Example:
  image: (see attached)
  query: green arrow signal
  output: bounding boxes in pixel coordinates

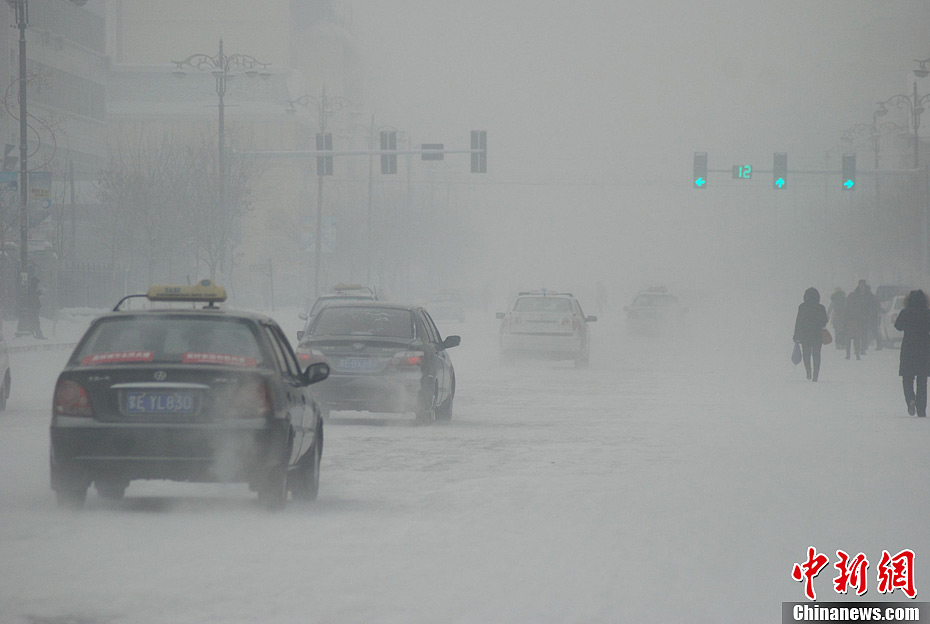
[775,178,785,188]
[695,177,706,187]
[843,179,855,189]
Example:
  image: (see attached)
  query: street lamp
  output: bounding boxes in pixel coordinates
[879,80,930,168]
[6,0,87,336]
[287,87,352,299]
[171,40,270,275]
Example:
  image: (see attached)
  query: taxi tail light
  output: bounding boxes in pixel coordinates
[54,380,93,417]
[237,381,273,419]
[390,351,424,367]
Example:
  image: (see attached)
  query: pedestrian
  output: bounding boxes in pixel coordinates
[845,279,872,360]
[827,287,847,350]
[27,275,45,340]
[793,286,829,382]
[894,289,930,417]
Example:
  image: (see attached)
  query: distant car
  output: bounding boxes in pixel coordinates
[423,290,466,322]
[624,287,687,336]
[496,290,596,367]
[0,327,9,411]
[49,280,330,510]
[296,302,460,424]
[879,294,906,348]
[298,284,379,338]
[876,284,910,309]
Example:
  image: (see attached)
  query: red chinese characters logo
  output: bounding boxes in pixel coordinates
[834,550,869,596]
[792,547,917,600]
[877,549,916,598]
[792,546,829,600]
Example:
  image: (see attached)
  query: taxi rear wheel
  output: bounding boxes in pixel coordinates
[258,465,287,510]
[52,468,90,509]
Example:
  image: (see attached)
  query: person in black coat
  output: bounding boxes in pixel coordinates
[894,289,930,417]
[793,287,829,381]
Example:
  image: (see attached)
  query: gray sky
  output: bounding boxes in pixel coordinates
[352,1,929,182]
[348,1,930,301]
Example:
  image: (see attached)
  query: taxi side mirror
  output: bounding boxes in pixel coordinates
[495,312,505,319]
[298,312,308,320]
[303,361,330,385]
[297,330,304,341]
[586,315,597,322]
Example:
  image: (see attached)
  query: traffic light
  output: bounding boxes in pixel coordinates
[380,130,397,174]
[316,132,333,176]
[842,154,856,190]
[773,152,787,189]
[471,130,487,173]
[693,152,707,188]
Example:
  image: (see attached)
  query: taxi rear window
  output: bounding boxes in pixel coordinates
[513,297,572,313]
[74,317,265,367]
[311,307,414,338]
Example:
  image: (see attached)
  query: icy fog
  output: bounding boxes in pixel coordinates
[1,0,930,622]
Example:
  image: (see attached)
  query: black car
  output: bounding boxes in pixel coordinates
[49,281,330,509]
[295,302,459,424]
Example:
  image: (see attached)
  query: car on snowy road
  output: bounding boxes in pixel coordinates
[879,294,906,348]
[297,284,380,340]
[295,301,459,424]
[623,287,688,336]
[49,281,330,509]
[496,290,596,367]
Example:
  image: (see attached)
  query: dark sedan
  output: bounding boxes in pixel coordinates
[50,282,330,509]
[296,302,460,424]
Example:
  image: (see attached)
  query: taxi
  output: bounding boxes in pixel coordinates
[49,280,330,509]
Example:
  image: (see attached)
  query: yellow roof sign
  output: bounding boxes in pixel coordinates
[146,280,227,302]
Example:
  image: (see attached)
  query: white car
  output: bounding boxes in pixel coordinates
[496,290,596,367]
[879,294,906,348]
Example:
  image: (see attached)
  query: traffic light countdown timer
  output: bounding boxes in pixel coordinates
[693,152,707,188]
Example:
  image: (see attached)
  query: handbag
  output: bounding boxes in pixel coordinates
[792,341,802,365]
[822,328,833,345]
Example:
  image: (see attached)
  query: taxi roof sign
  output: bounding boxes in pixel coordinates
[146,280,227,303]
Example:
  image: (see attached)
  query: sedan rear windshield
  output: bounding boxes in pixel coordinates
[312,307,414,338]
[513,297,572,313]
[73,317,265,367]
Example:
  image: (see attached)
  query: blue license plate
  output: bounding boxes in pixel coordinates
[126,391,195,414]
[337,357,381,372]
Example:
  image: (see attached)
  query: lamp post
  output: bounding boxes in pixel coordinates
[171,40,270,276]
[7,0,31,335]
[287,87,352,299]
[879,80,930,169]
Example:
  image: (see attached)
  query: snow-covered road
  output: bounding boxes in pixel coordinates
[1,302,926,623]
